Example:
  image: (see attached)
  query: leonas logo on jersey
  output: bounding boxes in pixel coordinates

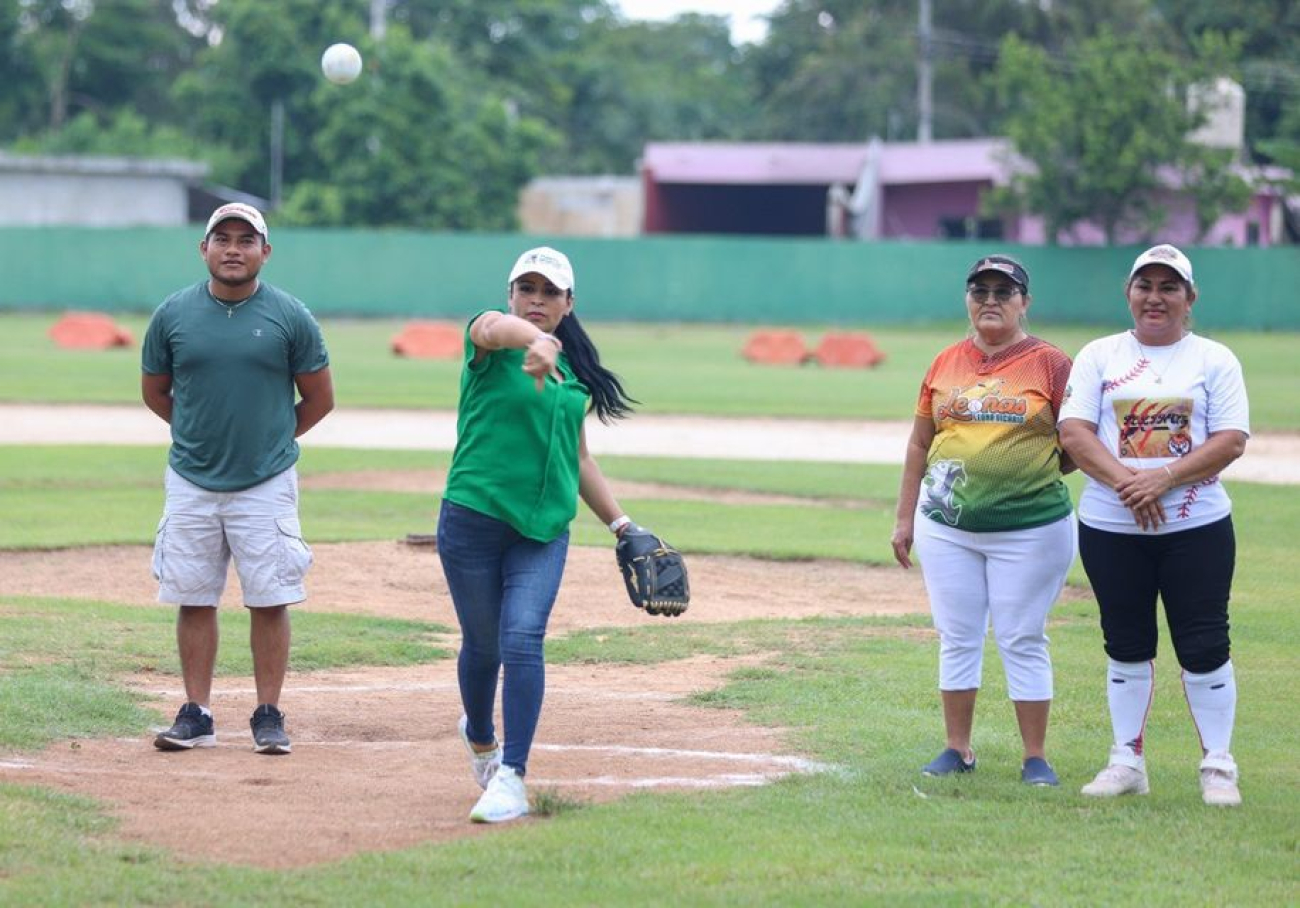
[936,378,1028,423]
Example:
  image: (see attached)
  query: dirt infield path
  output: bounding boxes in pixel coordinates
[3,403,1297,482]
[0,542,933,630]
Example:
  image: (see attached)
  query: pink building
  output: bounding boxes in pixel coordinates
[639,139,1293,247]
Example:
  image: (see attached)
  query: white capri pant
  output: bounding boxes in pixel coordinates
[913,512,1075,701]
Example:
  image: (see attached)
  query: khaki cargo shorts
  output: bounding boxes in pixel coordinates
[152,466,312,607]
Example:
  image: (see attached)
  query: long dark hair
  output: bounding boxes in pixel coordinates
[554,307,637,424]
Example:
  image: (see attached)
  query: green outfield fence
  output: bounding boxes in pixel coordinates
[2,227,1297,328]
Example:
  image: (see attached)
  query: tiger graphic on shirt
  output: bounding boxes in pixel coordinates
[1113,397,1194,459]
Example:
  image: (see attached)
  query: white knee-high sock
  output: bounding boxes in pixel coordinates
[1183,661,1236,756]
[1107,659,1154,756]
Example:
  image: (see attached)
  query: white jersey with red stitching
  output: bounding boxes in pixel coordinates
[1059,331,1250,535]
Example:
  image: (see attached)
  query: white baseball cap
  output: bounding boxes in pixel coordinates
[205,202,268,240]
[508,246,574,292]
[1129,244,1193,285]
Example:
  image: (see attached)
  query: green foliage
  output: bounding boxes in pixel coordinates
[284,27,553,231]
[11,109,244,185]
[746,1,920,141]
[989,28,1253,243]
[5,0,202,136]
[559,17,752,172]
[1154,0,1300,163]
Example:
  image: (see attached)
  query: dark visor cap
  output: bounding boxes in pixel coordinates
[966,254,1029,291]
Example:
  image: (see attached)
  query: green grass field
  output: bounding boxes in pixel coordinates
[1,314,1297,905]
[4,313,1299,427]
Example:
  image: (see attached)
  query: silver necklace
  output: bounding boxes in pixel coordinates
[1135,335,1183,384]
[208,283,257,318]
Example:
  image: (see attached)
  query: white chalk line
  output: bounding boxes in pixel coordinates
[538,774,781,788]
[0,741,830,790]
[531,742,828,772]
[8,678,828,790]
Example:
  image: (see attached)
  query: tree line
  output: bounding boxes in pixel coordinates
[2,0,1296,241]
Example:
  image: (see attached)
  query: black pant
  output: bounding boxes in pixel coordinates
[1077,517,1234,673]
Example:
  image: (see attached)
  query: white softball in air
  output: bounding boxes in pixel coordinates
[321,43,363,85]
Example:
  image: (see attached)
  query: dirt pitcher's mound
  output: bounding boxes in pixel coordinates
[0,658,828,868]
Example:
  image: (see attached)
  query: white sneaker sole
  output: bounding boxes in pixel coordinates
[1080,781,1149,797]
[469,805,529,824]
[253,741,292,755]
[154,733,216,751]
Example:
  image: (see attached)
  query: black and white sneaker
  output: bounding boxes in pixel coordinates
[154,702,216,751]
[250,704,292,755]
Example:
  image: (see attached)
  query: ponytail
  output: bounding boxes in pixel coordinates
[554,312,637,423]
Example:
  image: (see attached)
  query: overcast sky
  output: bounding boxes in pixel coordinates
[613,0,783,45]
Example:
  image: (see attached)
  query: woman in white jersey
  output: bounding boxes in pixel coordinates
[1058,244,1250,807]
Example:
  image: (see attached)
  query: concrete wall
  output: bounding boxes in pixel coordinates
[0,154,208,227]
[1,226,1296,329]
[517,176,642,237]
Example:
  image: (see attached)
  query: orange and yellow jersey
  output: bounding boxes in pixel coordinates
[915,336,1073,532]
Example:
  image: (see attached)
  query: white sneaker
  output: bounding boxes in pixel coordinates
[458,715,501,790]
[469,764,529,823]
[1080,746,1149,797]
[1199,752,1241,807]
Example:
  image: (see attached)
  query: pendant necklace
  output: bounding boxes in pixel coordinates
[1135,335,1182,384]
[208,283,257,318]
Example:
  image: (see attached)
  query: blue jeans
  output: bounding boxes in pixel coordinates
[436,500,568,775]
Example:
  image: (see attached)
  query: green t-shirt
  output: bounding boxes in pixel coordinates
[443,310,591,542]
[141,280,329,491]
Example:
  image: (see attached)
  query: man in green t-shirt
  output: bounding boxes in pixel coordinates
[141,202,333,756]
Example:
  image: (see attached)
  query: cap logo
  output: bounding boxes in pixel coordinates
[524,251,562,269]
[206,202,268,239]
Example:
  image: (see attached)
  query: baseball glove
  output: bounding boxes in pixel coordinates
[615,525,690,617]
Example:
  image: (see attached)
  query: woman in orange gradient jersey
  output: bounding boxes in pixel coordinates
[892,254,1075,787]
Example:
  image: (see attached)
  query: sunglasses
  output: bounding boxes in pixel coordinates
[966,285,1022,304]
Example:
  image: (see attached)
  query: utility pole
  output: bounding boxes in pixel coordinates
[370,0,389,40]
[269,98,284,208]
[917,0,933,143]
